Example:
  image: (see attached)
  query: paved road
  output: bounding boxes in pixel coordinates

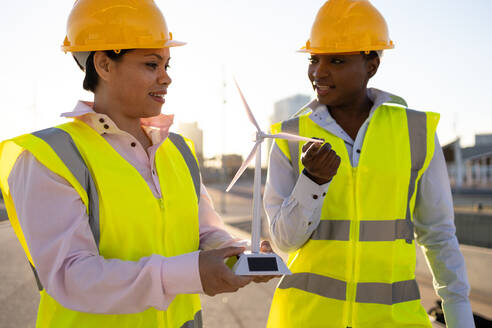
[0,220,39,328]
[1,186,490,327]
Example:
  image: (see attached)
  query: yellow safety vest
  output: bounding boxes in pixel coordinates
[267,103,439,328]
[0,119,202,328]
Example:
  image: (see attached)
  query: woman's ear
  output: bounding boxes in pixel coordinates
[93,51,112,82]
[367,56,380,79]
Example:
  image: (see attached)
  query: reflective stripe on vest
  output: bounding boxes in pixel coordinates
[310,220,350,241]
[281,118,300,175]
[29,261,43,291]
[405,109,427,242]
[181,310,202,328]
[278,273,420,305]
[278,272,346,301]
[356,279,420,305]
[310,219,414,242]
[168,133,201,203]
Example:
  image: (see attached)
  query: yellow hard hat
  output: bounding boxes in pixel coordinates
[299,0,394,54]
[61,0,185,53]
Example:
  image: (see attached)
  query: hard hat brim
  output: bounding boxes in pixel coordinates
[297,44,394,54]
[62,39,187,53]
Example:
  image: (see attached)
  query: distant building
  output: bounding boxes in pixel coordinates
[443,134,492,188]
[267,94,311,152]
[270,94,311,125]
[475,134,492,146]
[175,122,204,167]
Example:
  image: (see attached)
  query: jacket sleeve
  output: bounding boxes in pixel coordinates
[413,135,475,328]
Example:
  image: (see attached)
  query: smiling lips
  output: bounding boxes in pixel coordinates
[149,91,166,104]
[314,82,335,96]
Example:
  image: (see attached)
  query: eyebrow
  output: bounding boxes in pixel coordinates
[144,54,163,60]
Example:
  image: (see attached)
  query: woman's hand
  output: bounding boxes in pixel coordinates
[301,140,341,185]
[251,240,282,283]
[199,247,253,296]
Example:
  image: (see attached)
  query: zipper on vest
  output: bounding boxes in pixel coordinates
[346,167,360,327]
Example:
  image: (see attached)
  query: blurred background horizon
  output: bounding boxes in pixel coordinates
[1,0,492,165]
[1,1,492,327]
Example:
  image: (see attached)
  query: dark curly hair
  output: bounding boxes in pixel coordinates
[73,50,132,92]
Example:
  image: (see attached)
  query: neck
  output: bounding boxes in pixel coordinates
[328,90,373,122]
[93,92,151,149]
[326,89,373,140]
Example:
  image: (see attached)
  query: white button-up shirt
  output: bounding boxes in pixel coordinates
[263,88,475,328]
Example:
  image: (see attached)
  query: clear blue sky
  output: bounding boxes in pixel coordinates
[1,0,491,159]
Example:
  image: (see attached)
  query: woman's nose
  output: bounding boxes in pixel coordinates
[313,61,330,80]
[158,68,172,86]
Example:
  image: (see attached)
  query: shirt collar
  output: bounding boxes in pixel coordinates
[61,101,174,146]
[309,88,407,126]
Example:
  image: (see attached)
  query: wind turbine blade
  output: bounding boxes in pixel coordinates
[264,132,324,143]
[233,78,261,132]
[226,142,260,192]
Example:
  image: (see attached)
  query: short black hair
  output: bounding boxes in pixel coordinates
[80,50,131,93]
[361,51,380,61]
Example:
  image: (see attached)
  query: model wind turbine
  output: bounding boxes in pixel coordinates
[226,79,323,275]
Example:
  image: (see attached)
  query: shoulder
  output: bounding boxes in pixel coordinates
[8,149,71,191]
[270,98,318,132]
[168,132,195,152]
[271,112,312,134]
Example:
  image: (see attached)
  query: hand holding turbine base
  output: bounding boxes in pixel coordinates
[226,78,323,276]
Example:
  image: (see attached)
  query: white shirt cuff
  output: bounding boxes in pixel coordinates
[161,251,203,295]
[442,300,476,328]
[292,172,330,209]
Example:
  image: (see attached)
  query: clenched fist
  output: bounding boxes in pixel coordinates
[301,139,341,185]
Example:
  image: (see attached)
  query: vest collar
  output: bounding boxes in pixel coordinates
[60,101,174,146]
[308,88,407,129]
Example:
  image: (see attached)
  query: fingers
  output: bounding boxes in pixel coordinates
[260,240,273,253]
[302,141,314,153]
[222,268,253,288]
[315,142,332,155]
[316,146,336,164]
[304,142,321,158]
[301,142,322,164]
[252,275,281,283]
[302,137,325,152]
[199,248,252,296]
[219,246,246,258]
[302,141,332,166]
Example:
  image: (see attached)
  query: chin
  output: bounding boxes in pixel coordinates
[317,92,347,107]
[317,95,335,106]
[145,110,162,118]
[144,103,164,117]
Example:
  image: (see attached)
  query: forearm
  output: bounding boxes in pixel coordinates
[198,183,249,250]
[264,144,329,253]
[44,251,201,314]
